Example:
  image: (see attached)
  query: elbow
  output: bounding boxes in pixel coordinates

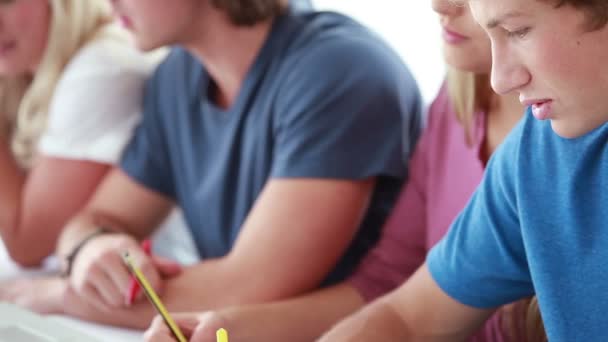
[3,227,51,267]
[2,216,60,267]
[6,245,45,268]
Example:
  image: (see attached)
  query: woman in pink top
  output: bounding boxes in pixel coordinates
[143,1,537,341]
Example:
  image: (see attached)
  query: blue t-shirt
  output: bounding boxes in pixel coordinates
[121,9,422,284]
[291,0,313,11]
[427,109,608,341]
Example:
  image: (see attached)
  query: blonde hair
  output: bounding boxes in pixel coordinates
[446,66,491,146]
[0,0,112,167]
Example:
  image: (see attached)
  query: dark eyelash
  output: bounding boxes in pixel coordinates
[507,27,531,39]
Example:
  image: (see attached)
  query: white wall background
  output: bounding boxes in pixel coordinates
[312,1,445,104]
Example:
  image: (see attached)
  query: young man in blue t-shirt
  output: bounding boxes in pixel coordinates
[319,0,608,341]
[44,0,421,328]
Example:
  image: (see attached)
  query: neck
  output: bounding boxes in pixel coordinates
[182,5,275,109]
[482,92,524,162]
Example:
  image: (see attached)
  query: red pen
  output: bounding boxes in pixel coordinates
[125,239,152,306]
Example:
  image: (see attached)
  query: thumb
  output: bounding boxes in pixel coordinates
[151,256,182,278]
[172,315,202,337]
[190,312,229,342]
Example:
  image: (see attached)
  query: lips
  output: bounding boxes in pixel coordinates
[112,6,133,30]
[442,27,469,44]
[117,15,133,29]
[520,97,554,120]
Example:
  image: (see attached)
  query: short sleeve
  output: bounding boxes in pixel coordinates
[427,119,534,308]
[38,32,159,165]
[348,118,429,301]
[271,36,421,180]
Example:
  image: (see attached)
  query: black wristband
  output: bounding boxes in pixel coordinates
[62,227,109,277]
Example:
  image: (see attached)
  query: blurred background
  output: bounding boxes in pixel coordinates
[313,0,444,104]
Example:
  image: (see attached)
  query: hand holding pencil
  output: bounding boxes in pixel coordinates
[124,239,185,306]
[144,310,230,342]
[68,232,182,311]
[125,239,152,306]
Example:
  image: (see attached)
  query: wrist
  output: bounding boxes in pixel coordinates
[50,277,71,315]
[61,227,111,277]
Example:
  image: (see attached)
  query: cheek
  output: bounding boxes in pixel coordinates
[531,39,575,86]
[11,3,50,58]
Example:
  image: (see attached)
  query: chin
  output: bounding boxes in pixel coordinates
[134,41,156,52]
[132,36,164,52]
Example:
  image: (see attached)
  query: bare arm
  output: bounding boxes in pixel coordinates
[55,168,175,310]
[61,178,375,328]
[164,178,374,306]
[320,264,494,341]
[143,284,363,341]
[0,140,110,266]
[184,283,364,341]
[57,168,173,258]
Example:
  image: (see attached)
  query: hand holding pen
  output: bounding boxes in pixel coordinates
[68,232,181,311]
[143,309,230,342]
[126,239,152,305]
[125,239,184,306]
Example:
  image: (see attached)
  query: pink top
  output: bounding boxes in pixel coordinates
[348,84,513,341]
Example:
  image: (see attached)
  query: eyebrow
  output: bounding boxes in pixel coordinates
[486,11,526,29]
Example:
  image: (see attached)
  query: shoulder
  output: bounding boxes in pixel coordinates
[47,25,163,133]
[279,12,417,91]
[52,24,166,112]
[426,82,453,126]
[271,12,421,122]
[62,24,163,82]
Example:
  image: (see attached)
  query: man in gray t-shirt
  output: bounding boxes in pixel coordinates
[56,0,422,328]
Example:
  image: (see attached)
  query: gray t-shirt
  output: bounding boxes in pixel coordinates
[121,9,422,284]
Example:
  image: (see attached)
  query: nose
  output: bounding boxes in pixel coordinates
[432,0,465,17]
[490,42,531,95]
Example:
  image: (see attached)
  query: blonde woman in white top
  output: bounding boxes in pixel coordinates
[0,0,160,266]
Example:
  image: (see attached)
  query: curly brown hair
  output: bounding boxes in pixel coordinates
[211,0,288,26]
[548,0,608,29]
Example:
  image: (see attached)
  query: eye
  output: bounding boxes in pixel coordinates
[506,27,531,39]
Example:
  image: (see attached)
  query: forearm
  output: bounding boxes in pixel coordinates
[0,142,31,262]
[60,260,230,329]
[1,150,115,266]
[319,297,413,341]
[215,283,365,341]
[322,289,477,342]
[61,260,239,329]
[65,265,363,333]
[0,141,26,235]
[159,254,360,311]
[62,282,156,329]
[116,263,361,330]
[57,169,173,257]
[57,207,156,258]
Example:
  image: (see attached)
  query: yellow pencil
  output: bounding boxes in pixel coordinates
[217,328,228,342]
[122,252,188,342]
